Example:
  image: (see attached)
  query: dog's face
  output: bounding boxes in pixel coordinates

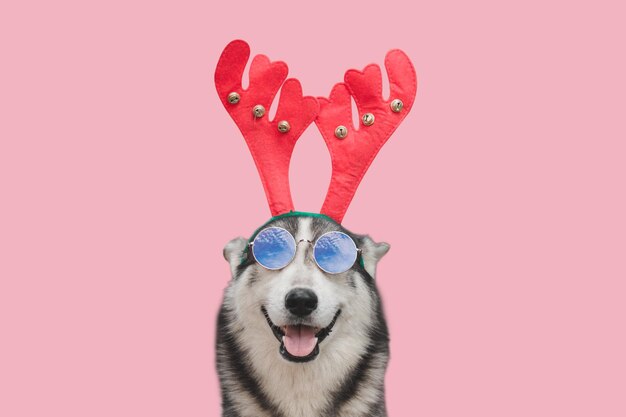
[222,215,390,364]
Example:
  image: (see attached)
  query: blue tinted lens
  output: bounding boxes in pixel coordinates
[313,231,358,274]
[252,227,296,270]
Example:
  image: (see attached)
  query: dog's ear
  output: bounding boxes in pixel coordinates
[359,236,390,279]
[223,237,248,275]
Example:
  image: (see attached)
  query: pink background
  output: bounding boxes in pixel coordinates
[1,0,625,416]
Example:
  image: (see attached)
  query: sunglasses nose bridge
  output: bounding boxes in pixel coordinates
[295,239,313,259]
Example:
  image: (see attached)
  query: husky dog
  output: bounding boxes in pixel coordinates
[217,214,392,417]
[214,39,416,417]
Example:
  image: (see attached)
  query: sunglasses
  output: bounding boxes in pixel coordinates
[249,227,360,274]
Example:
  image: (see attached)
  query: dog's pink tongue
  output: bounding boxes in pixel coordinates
[283,325,318,357]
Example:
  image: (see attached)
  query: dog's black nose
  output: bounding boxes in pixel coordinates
[285,288,318,317]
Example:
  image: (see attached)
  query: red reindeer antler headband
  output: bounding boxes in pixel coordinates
[215,40,417,224]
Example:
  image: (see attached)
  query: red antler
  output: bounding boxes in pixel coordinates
[315,49,417,223]
[215,40,319,216]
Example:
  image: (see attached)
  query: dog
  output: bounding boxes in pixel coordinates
[216,214,392,417]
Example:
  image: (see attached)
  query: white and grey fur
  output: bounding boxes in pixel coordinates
[217,215,391,417]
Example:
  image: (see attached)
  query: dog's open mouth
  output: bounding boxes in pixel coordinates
[261,307,341,363]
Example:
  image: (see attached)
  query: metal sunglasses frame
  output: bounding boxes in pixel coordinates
[249,226,361,274]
